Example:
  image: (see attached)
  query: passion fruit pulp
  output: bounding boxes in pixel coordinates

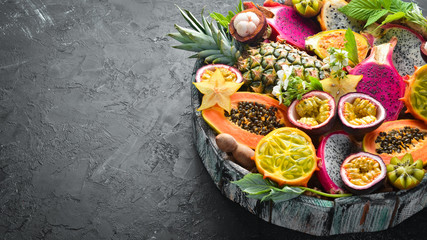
[195,64,243,83]
[340,152,386,195]
[338,92,386,137]
[288,91,336,135]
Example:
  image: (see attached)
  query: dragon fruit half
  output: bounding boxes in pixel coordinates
[316,131,359,194]
[348,37,406,122]
[245,0,321,49]
[374,24,426,76]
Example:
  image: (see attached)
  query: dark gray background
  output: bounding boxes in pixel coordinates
[1,0,427,239]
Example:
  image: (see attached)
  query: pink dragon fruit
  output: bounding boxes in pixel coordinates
[374,24,426,76]
[245,0,321,49]
[348,37,406,122]
[317,131,359,194]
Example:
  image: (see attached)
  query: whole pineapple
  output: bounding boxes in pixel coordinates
[169,7,330,95]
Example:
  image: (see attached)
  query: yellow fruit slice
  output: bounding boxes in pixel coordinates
[305,29,370,66]
[193,69,243,113]
[254,127,318,187]
[321,74,363,103]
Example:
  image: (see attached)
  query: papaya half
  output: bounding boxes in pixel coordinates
[202,92,292,149]
[363,119,427,165]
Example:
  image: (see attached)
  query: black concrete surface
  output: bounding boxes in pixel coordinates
[1,0,427,239]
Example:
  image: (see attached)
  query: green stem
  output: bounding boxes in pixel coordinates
[298,187,353,198]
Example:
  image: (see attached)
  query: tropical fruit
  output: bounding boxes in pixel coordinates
[193,69,243,113]
[338,92,386,136]
[229,8,268,43]
[202,92,291,149]
[387,153,425,190]
[340,152,386,195]
[169,6,330,95]
[305,29,370,65]
[401,64,427,124]
[255,0,321,49]
[292,0,323,18]
[317,0,365,32]
[195,64,243,83]
[320,74,363,103]
[374,24,426,76]
[348,37,405,122]
[237,41,330,94]
[288,91,336,135]
[254,127,318,187]
[363,119,427,165]
[317,131,359,194]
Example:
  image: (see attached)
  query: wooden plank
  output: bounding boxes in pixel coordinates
[390,177,427,227]
[330,192,396,235]
[270,196,334,236]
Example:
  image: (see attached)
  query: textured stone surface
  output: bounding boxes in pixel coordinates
[1,0,427,239]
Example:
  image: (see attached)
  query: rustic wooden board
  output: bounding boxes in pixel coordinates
[190,59,427,236]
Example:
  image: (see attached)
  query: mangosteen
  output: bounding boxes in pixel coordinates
[340,152,386,195]
[288,90,336,135]
[229,8,268,44]
[338,92,386,137]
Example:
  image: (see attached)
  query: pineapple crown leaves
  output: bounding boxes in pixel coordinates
[168,5,242,66]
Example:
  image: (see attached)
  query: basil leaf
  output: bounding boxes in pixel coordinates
[232,173,275,195]
[344,28,359,65]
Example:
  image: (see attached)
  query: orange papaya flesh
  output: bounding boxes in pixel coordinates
[363,119,427,165]
[202,92,291,149]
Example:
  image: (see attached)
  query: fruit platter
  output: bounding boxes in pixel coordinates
[169,0,427,236]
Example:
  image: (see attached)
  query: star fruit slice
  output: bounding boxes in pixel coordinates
[321,74,363,103]
[193,68,243,113]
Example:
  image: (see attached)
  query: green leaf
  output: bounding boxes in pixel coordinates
[232,173,275,195]
[364,9,388,27]
[378,11,405,28]
[381,0,391,10]
[390,0,412,13]
[338,0,383,21]
[262,187,305,203]
[344,28,359,65]
[308,76,323,91]
[236,0,243,13]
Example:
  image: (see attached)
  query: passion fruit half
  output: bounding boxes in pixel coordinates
[338,92,386,137]
[340,152,386,195]
[195,64,243,83]
[288,91,336,135]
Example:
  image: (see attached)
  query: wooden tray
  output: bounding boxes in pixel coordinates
[190,59,427,236]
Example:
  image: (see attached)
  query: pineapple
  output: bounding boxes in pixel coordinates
[169,7,330,95]
[237,42,330,94]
